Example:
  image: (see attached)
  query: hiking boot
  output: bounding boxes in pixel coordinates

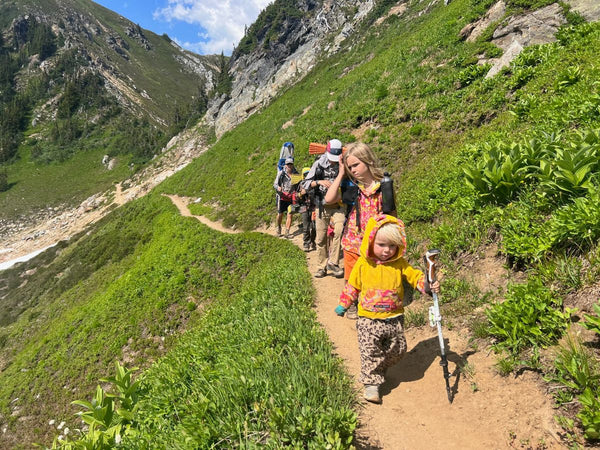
[364,385,381,404]
[327,263,344,278]
[346,303,358,320]
[310,243,316,251]
[284,228,291,239]
[303,244,311,252]
[315,268,327,278]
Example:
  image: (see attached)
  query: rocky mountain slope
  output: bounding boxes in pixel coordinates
[208,0,600,137]
[206,0,376,137]
[2,0,219,126]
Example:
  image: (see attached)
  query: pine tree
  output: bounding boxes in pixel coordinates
[214,52,232,97]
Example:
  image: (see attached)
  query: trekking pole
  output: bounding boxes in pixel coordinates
[425,249,453,404]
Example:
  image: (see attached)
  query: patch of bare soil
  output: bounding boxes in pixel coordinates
[565,281,600,315]
[166,195,564,450]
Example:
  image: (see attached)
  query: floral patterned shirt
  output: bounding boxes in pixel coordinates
[341,182,384,255]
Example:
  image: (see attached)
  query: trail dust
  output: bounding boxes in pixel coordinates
[165,195,564,450]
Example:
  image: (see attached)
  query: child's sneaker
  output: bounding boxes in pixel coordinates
[364,384,381,404]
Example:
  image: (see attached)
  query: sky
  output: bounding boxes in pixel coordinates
[93,0,272,55]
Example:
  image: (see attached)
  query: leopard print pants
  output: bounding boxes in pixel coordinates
[356,315,407,385]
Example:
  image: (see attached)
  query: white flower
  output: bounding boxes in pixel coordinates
[49,419,55,426]
[57,421,65,430]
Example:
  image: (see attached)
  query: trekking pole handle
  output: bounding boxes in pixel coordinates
[425,249,441,284]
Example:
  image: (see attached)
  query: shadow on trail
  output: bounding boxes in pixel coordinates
[381,336,475,403]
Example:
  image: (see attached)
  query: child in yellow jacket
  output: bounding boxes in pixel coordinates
[335,214,440,403]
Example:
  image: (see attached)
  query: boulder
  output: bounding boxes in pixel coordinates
[565,0,600,22]
[460,1,506,43]
[486,3,566,78]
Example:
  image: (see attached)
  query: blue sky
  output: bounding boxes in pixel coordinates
[94,0,271,55]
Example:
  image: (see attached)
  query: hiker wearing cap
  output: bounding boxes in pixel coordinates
[273,157,298,238]
[277,142,295,172]
[301,139,345,278]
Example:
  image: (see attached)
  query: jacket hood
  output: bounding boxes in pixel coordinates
[360,214,406,263]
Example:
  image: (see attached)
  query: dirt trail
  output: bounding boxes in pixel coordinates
[166,195,564,450]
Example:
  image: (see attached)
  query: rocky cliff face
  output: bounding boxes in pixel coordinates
[209,0,600,138]
[207,0,375,138]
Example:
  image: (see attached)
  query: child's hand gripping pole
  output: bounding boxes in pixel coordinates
[425,249,453,404]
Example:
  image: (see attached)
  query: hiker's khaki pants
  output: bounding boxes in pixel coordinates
[315,206,345,271]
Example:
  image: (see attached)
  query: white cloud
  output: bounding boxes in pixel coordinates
[154,0,272,55]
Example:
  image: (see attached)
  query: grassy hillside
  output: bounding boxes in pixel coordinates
[160,0,600,444]
[0,194,355,447]
[0,0,216,220]
[1,0,600,448]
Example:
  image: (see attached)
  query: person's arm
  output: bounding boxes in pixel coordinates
[403,263,440,295]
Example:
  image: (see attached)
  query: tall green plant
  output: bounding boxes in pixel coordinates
[537,132,600,200]
[49,362,140,449]
[463,141,536,204]
[486,279,570,355]
[582,303,600,335]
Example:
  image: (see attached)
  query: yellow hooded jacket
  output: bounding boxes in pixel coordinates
[339,215,426,319]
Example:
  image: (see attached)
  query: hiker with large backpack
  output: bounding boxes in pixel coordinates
[273,158,298,238]
[325,142,397,318]
[302,139,346,278]
[297,166,317,252]
[277,142,295,172]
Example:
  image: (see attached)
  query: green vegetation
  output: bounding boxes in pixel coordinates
[0,2,216,219]
[157,2,600,443]
[0,195,355,447]
[2,0,600,447]
[486,280,570,356]
[235,0,312,56]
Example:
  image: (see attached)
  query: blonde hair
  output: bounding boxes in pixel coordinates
[343,142,384,182]
[375,222,405,248]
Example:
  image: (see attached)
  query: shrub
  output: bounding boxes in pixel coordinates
[463,140,536,205]
[486,279,569,355]
[457,63,490,87]
[578,388,600,440]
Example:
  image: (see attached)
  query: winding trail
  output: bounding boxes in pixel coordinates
[166,195,564,450]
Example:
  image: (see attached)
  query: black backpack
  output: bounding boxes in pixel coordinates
[341,174,396,231]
